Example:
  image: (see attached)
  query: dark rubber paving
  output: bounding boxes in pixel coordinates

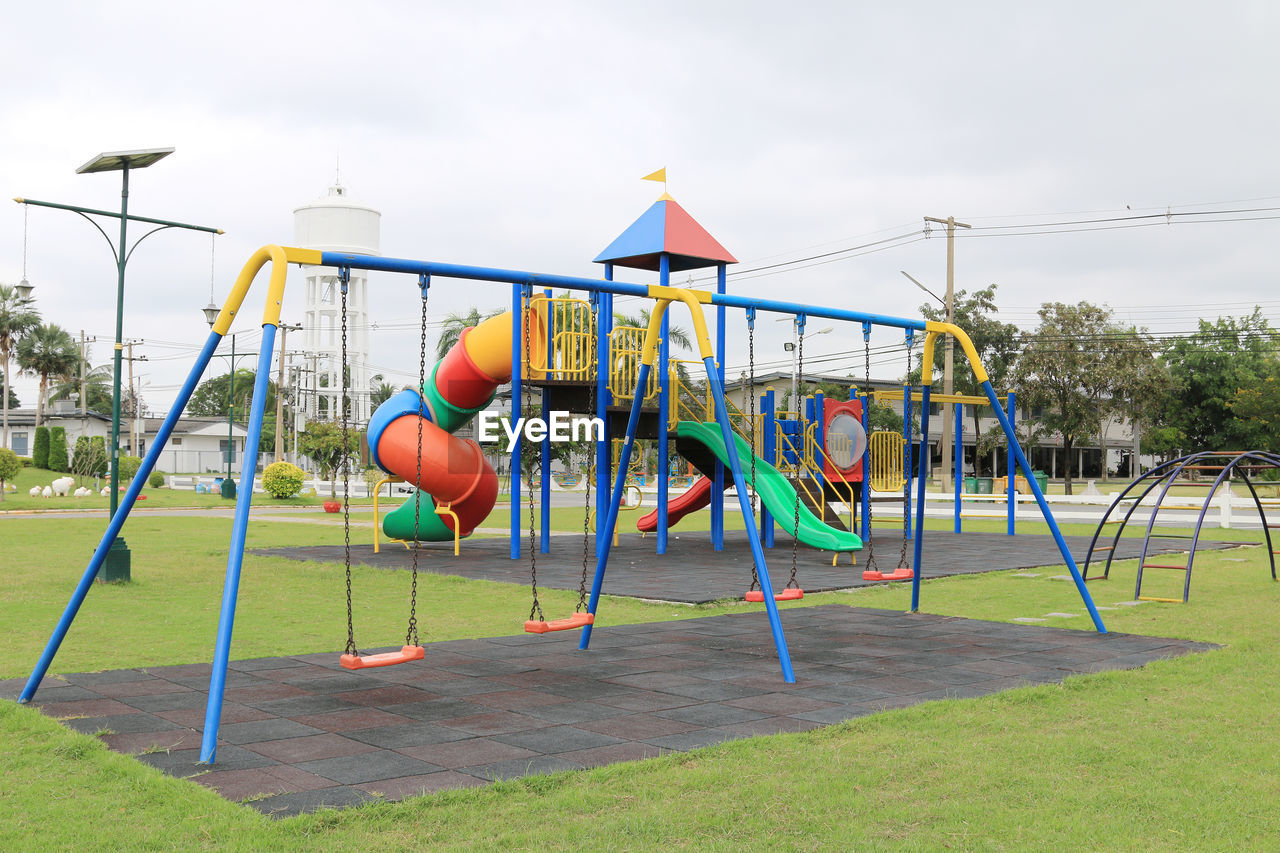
[3,605,1213,817]
[253,530,1232,604]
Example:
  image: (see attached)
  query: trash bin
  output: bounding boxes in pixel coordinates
[963,476,977,493]
[976,477,993,494]
[1033,470,1049,492]
[220,477,237,499]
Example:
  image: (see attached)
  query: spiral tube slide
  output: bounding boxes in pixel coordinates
[368,307,546,540]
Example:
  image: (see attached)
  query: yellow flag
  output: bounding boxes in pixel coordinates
[641,167,667,183]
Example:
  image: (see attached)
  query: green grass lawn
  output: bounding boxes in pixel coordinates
[3,499,1280,850]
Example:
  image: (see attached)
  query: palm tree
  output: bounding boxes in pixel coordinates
[371,381,398,408]
[614,308,694,352]
[16,323,78,427]
[50,361,113,414]
[436,307,504,359]
[0,283,40,447]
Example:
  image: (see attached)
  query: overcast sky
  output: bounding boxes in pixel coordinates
[4,1,1278,414]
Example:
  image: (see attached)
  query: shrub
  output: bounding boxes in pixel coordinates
[119,454,142,481]
[0,448,20,500]
[89,437,110,477]
[47,427,69,472]
[262,461,305,499]
[32,426,50,469]
[149,471,165,489]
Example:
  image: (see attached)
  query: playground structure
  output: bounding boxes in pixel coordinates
[17,192,1110,766]
[1083,450,1280,602]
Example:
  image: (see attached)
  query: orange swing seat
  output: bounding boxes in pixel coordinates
[339,645,426,670]
[524,612,594,634]
[744,588,805,602]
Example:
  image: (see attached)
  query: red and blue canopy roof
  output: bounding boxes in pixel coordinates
[594,195,737,272]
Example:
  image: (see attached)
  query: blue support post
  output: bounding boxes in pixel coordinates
[19,330,223,704]
[910,385,933,612]
[954,402,963,533]
[704,355,795,682]
[200,323,279,762]
[762,388,776,547]
[581,363,654,650]
[656,255,671,554]
[510,283,523,560]
[1007,391,1017,536]
[539,288,552,554]
[980,379,1106,632]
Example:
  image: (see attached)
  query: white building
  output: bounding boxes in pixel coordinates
[293,183,380,428]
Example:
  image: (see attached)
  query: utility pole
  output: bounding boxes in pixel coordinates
[274,323,302,462]
[122,339,146,455]
[924,215,971,491]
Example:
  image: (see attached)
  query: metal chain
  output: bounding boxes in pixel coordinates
[747,311,760,591]
[577,297,597,613]
[897,341,914,570]
[407,280,429,646]
[788,322,802,590]
[340,271,357,656]
[525,292,544,622]
[862,331,880,575]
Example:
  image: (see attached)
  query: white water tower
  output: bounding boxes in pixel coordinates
[293,183,381,427]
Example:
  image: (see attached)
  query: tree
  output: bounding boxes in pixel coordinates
[71,435,108,481]
[187,369,276,419]
[437,307,505,360]
[0,282,40,448]
[16,323,78,427]
[371,380,399,409]
[297,421,360,498]
[1230,355,1280,452]
[917,284,1021,458]
[1161,310,1278,451]
[47,426,69,473]
[32,426,49,468]
[49,361,113,414]
[615,308,694,353]
[1013,302,1160,494]
[0,377,18,409]
[0,448,20,502]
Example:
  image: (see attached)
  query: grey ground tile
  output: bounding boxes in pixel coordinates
[249,786,377,816]
[294,751,444,785]
[460,754,584,782]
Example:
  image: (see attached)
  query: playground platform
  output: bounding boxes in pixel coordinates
[2,605,1213,817]
[253,530,1235,605]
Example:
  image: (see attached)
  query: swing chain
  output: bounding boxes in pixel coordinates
[525,290,545,623]
[788,318,802,590]
[407,276,430,647]
[897,337,914,570]
[340,268,357,657]
[862,326,879,574]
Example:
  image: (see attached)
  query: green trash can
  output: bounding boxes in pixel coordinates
[1033,470,1049,492]
[963,476,977,493]
[976,477,993,494]
[220,476,237,499]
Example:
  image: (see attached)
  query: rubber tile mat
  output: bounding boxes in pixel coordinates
[3,605,1214,816]
[254,530,1233,604]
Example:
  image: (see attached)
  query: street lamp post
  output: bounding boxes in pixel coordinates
[16,148,222,582]
[780,318,832,409]
[203,305,252,498]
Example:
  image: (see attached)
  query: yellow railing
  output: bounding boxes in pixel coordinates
[530,295,595,381]
[869,430,906,492]
[607,325,658,403]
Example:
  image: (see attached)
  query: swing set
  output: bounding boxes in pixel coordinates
[18,229,1109,766]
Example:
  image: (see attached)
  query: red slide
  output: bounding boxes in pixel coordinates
[636,475,715,532]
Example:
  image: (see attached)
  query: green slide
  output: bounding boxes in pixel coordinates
[677,420,863,553]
